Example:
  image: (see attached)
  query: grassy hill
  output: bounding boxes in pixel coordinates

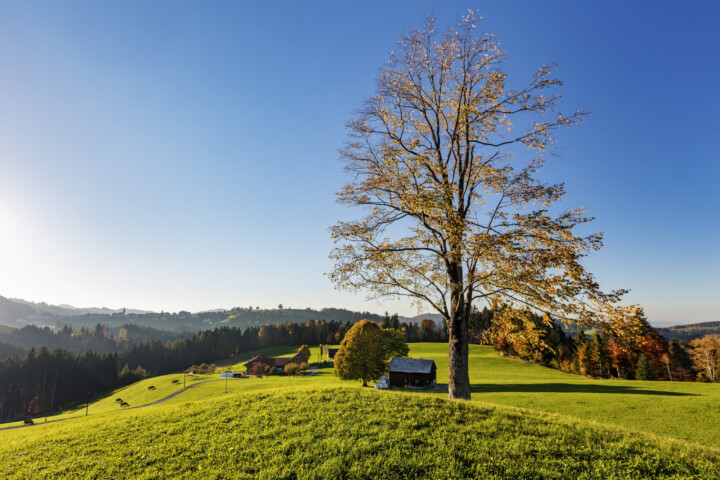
[6,344,720,447]
[3,387,720,479]
[3,343,720,477]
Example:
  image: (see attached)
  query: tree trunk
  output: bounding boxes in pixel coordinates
[448,278,471,400]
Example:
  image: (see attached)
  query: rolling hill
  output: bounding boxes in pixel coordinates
[5,344,720,447]
[3,386,719,479]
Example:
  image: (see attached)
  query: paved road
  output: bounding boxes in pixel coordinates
[0,379,223,432]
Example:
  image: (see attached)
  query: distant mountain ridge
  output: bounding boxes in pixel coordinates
[7,294,715,341]
[0,295,436,332]
[6,297,152,317]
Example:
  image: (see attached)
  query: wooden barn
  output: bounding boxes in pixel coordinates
[243,352,309,373]
[388,358,437,388]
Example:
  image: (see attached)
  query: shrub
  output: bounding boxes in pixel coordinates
[248,364,269,378]
[284,363,301,377]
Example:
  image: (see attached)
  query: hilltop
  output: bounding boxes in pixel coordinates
[3,386,720,479]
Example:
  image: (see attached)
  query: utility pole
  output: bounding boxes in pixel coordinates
[85,392,90,416]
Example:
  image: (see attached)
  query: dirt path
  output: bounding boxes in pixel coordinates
[0,379,223,432]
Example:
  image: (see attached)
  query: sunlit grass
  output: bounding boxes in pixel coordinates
[2,387,719,479]
[5,343,720,448]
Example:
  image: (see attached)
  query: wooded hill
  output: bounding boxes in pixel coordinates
[655,322,720,341]
[0,295,431,334]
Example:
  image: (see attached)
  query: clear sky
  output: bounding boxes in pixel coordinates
[0,1,717,326]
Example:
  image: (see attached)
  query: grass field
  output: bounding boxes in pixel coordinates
[0,346,329,428]
[414,344,720,447]
[3,342,720,477]
[2,387,720,479]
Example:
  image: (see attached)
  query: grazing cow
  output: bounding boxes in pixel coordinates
[115,398,123,403]
[120,401,130,407]
[148,386,156,390]
[24,419,34,425]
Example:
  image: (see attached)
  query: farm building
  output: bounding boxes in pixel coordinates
[326,348,339,360]
[388,358,437,388]
[243,352,309,373]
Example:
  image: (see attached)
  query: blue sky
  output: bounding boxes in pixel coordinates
[0,1,717,325]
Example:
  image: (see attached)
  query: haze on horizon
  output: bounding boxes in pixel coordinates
[0,1,717,327]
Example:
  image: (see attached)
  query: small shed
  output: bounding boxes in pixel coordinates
[326,348,339,360]
[388,358,437,388]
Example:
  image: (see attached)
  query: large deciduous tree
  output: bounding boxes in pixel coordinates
[334,320,386,387]
[334,320,410,386]
[330,12,639,399]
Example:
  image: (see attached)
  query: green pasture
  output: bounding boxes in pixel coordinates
[3,343,720,450]
[2,387,719,479]
[0,346,330,427]
[413,344,720,447]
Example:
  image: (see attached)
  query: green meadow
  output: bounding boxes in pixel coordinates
[2,343,720,478]
[416,344,720,447]
[5,344,720,447]
[2,387,719,479]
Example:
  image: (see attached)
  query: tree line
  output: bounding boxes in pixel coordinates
[475,306,719,382]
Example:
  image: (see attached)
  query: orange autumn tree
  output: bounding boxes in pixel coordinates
[329,11,640,400]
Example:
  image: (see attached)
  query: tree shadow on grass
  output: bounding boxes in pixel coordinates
[469,383,697,396]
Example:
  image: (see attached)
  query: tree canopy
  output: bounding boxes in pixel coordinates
[334,319,409,386]
[298,345,311,359]
[330,11,639,399]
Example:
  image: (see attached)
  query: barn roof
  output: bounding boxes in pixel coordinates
[389,358,436,374]
[244,353,309,368]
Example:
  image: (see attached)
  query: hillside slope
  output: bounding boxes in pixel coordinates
[6,343,720,447]
[2,387,719,479]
